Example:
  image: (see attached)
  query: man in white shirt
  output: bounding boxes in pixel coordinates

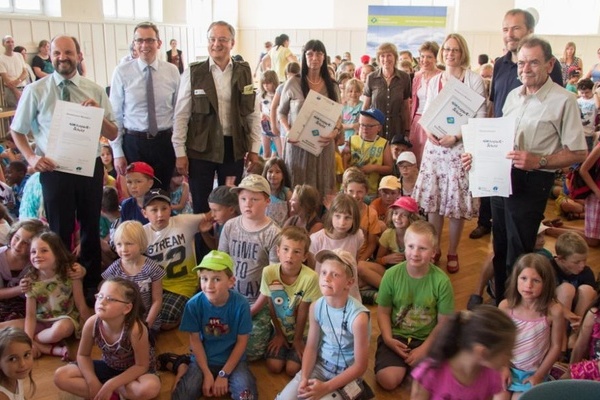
[0,35,27,107]
[110,21,180,190]
[172,20,260,215]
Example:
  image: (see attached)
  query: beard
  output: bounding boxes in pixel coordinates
[54,59,77,76]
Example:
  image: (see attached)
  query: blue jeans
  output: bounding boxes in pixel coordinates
[172,359,257,400]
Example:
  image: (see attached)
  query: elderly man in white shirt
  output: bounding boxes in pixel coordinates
[0,35,27,107]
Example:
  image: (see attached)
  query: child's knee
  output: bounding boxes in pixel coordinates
[556,282,576,299]
[376,367,406,390]
[578,284,597,303]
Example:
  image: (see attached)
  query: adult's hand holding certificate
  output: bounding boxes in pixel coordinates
[419,76,485,139]
[462,117,515,198]
[46,100,104,177]
[287,90,343,156]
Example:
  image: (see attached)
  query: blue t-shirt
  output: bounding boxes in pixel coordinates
[179,289,252,366]
[120,197,148,225]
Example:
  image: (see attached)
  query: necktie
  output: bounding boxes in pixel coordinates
[146,66,158,136]
[60,80,71,102]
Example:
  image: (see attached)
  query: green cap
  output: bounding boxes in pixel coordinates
[192,250,234,273]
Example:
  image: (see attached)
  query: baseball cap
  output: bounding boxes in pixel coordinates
[360,54,371,64]
[378,175,401,191]
[315,249,357,277]
[390,134,413,148]
[396,151,417,165]
[192,250,234,273]
[126,161,161,183]
[208,186,238,207]
[359,108,385,126]
[143,188,171,208]
[389,196,419,213]
[230,174,271,196]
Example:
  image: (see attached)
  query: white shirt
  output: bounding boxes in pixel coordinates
[109,58,180,158]
[0,53,26,86]
[172,57,261,158]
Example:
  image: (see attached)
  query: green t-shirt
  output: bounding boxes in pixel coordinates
[377,261,454,340]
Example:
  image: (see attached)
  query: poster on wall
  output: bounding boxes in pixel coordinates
[366,6,447,58]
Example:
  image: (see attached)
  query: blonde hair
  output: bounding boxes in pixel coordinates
[345,78,364,93]
[113,221,148,251]
[439,33,471,69]
[555,231,588,258]
[376,42,398,66]
[405,220,438,250]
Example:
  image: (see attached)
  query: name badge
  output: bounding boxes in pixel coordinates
[194,89,206,95]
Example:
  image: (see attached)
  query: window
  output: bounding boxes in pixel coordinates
[515,0,600,35]
[103,0,150,20]
[0,0,42,14]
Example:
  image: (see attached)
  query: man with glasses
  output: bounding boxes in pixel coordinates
[10,35,117,292]
[464,36,586,307]
[109,21,180,190]
[343,108,393,199]
[173,20,260,216]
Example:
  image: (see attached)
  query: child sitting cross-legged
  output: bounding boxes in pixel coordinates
[260,226,321,376]
[172,251,258,400]
[276,249,371,400]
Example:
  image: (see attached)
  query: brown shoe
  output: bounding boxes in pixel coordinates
[469,225,491,239]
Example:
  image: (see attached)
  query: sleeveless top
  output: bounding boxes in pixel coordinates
[94,318,136,371]
[0,380,24,400]
[510,309,550,371]
[588,308,600,361]
[314,296,370,370]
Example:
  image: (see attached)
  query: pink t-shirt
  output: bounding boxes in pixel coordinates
[411,358,503,400]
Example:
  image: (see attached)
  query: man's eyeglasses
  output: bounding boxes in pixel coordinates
[134,38,158,45]
[95,293,130,304]
[208,37,232,44]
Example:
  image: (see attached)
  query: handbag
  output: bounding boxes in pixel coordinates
[565,160,600,199]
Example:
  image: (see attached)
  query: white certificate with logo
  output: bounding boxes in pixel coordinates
[46,100,104,177]
[463,116,515,198]
[287,90,343,156]
[419,76,485,139]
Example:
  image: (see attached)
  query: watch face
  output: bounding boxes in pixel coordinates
[219,370,227,377]
[540,157,547,166]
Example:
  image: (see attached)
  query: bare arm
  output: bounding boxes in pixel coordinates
[570,309,595,363]
[145,278,163,329]
[526,303,565,386]
[77,316,103,398]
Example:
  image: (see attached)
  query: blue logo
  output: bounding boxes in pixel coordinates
[311,129,320,137]
[447,117,455,124]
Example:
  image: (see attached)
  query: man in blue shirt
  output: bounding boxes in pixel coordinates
[110,21,180,190]
[10,35,117,290]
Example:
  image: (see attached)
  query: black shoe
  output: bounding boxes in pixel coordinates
[467,294,483,310]
[469,225,491,239]
[360,289,378,305]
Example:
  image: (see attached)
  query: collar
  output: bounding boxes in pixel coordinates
[137,57,159,71]
[375,67,399,78]
[518,76,554,100]
[209,56,233,72]
[52,71,80,87]
[500,51,516,65]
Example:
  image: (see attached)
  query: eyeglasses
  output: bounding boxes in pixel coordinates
[95,293,130,304]
[208,37,232,44]
[359,123,379,129]
[442,47,461,54]
[134,38,158,45]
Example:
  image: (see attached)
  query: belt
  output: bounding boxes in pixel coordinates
[125,128,172,139]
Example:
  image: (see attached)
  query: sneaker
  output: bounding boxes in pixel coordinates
[469,225,491,239]
[467,294,483,310]
[360,289,378,305]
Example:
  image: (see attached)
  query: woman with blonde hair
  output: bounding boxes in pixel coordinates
[559,41,583,86]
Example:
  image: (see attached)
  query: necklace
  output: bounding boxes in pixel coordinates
[307,75,323,85]
[382,69,395,80]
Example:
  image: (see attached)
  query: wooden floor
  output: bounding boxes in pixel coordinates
[30,200,600,400]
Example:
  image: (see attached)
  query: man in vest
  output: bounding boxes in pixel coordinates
[172,20,260,216]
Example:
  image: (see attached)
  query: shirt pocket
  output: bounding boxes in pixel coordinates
[192,93,211,115]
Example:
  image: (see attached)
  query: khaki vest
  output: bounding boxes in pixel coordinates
[186,59,256,163]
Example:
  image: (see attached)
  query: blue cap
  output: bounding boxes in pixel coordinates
[359,108,385,126]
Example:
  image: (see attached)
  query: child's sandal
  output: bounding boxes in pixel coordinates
[157,352,190,374]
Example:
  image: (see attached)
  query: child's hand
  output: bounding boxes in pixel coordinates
[267,333,288,355]
[406,344,426,366]
[523,373,543,387]
[199,212,214,233]
[93,380,117,400]
[31,343,41,359]
[566,312,582,331]
[213,375,229,397]
[202,373,215,397]
[385,253,405,264]
[298,378,329,400]
[292,337,305,359]
[19,277,31,294]
[383,337,410,359]
[87,380,102,400]
[500,366,511,390]
[68,262,87,280]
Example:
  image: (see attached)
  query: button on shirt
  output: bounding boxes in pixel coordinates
[172,57,261,158]
[10,71,115,157]
[109,58,180,158]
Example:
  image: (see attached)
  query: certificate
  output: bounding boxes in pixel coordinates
[46,100,104,177]
[287,90,343,156]
[419,76,485,138]
[463,116,516,198]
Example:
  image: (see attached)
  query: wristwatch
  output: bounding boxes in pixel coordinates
[218,370,230,378]
[538,156,548,168]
